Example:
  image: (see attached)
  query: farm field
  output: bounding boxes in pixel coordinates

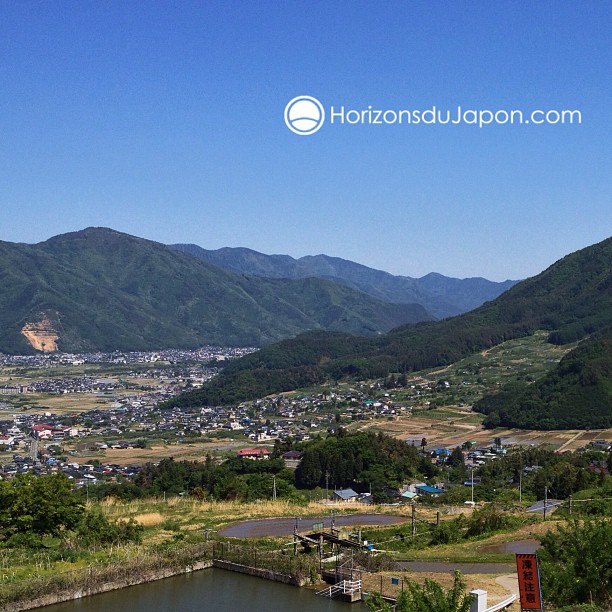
[66,439,245,464]
[358,412,612,454]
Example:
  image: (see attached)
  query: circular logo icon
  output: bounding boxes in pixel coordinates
[284,96,325,135]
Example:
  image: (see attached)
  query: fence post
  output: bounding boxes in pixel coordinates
[469,589,487,612]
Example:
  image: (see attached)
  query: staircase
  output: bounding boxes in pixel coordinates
[316,579,362,602]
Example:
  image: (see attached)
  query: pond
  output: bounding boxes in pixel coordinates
[477,538,540,555]
[43,568,359,612]
[220,514,408,537]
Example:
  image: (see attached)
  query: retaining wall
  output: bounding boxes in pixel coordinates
[0,561,213,612]
[212,559,308,586]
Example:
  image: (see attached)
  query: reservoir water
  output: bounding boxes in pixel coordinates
[43,568,361,612]
[220,513,407,537]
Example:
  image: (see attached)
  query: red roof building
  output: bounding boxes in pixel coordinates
[236,447,271,460]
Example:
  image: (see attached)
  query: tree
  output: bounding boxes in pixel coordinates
[77,508,143,545]
[0,473,84,544]
[295,449,323,488]
[538,518,612,608]
[448,447,465,468]
[366,571,474,612]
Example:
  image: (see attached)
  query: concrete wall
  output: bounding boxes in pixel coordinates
[212,559,308,587]
[1,561,213,612]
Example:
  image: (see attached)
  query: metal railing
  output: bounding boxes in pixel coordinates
[316,579,362,598]
[485,594,517,612]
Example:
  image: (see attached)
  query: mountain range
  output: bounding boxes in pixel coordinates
[0,228,433,354]
[171,244,517,319]
[168,236,612,423]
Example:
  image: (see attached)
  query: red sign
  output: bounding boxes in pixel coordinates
[516,553,543,610]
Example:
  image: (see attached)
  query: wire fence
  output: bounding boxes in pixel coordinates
[212,541,318,583]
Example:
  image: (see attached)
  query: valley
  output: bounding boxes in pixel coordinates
[0,232,610,612]
[0,331,603,473]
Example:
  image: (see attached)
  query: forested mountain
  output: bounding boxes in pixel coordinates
[171,244,517,318]
[168,237,612,409]
[0,228,433,354]
[474,326,612,429]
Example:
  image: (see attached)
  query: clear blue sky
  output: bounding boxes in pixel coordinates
[0,1,610,280]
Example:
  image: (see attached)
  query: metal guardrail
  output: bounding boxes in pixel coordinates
[485,593,517,611]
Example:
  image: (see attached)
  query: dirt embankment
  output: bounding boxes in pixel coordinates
[21,315,59,352]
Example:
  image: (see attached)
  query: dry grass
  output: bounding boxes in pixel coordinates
[79,439,243,465]
[133,512,164,526]
[96,497,404,529]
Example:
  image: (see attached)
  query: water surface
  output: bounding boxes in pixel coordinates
[477,538,540,555]
[44,568,360,612]
[220,514,407,537]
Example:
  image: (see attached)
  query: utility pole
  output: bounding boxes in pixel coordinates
[471,466,475,505]
[519,467,522,503]
[411,503,416,537]
[272,475,277,501]
[325,471,329,501]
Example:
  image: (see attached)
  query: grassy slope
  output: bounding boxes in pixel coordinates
[474,326,612,429]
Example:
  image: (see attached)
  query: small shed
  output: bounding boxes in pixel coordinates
[333,488,359,502]
[415,484,444,496]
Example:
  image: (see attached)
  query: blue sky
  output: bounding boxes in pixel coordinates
[0,1,610,281]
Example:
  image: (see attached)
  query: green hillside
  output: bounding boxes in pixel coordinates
[0,228,433,353]
[168,236,612,408]
[474,326,612,429]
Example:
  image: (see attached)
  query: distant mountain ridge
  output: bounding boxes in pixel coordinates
[170,244,518,319]
[0,228,433,354]
[167,236,612,409]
